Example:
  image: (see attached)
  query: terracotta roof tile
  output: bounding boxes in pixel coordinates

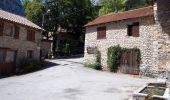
[85,6,154,27]
[0,9,44,31]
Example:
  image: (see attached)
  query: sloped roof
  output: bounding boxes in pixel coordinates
[85,6,154,27]
[0,9,44,31]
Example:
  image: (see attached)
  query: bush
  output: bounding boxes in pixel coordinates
[95,49,101,64]
[107,45,141,72]
[17,58,45,74]
[84,63,101,70]
[84,49,102,70]
[107,45,121,72]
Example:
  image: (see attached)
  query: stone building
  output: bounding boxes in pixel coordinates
[40,38,53,59]
[0,9,43,75]
[84,0,170,77]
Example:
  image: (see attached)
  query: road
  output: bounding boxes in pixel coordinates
[0,58,155,100]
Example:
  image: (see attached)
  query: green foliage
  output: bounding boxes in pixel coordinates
[99,0,150,16]
[23,0,97,54]
[23,0,45,26]
[134,48,141,66]
[64,43,71,55]
[84,49,102,70]
[18,58,45,74]
[99,0,127,16]
[107,46,141,72]
[126,0,149,10]
[84,63,102,70]
[107,45,121,72]
[95,49,101,64]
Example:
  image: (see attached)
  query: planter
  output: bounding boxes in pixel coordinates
[133,82,170,100]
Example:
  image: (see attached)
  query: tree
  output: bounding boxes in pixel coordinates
[126,0,149,10]
[99,0,127,16]
[99,0,150,16]
[22,0,45,26]
[23,0,97,55]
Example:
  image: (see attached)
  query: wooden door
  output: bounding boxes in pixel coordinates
[0,48,17,76]
[119,50,139,75]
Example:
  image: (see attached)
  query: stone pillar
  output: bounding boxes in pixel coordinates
[153,0,170,77]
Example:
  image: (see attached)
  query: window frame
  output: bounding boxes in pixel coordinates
[0,21,4,36]
[127,22,139,37]
[14,25,20,39]
[97,26,106,39]
[3,23,14,37]
[27,29,35,42]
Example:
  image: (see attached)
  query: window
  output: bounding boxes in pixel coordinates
[27,29,35,42]
[97,26,106,39]
[27,50,33,59]
[0,50,3,64]
[0,21,4,36]
[3,23,13,37]
[14,25,20,39]
[5,51,15,63]
[127,22,139,37]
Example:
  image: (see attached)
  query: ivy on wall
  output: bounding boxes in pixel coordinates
[84,49,102,70]
[107,45,121,72]
[107,45,141,72]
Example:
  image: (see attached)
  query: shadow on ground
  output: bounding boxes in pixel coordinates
[0,61,59,79]
[56,54,83,59]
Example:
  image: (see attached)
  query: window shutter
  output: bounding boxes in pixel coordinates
[14,25,19,39]
[27,29,30,41]
[97,26,106,39]
[0,21,4,36]
[132,22,139,37]
[27,29,35,42]
[32,31,35,41]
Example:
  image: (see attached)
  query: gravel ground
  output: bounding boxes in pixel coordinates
[0,58,155,100]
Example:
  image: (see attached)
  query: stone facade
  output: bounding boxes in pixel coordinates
[84,1,170,77]
[0,21,41,65]
[40,40,53,58]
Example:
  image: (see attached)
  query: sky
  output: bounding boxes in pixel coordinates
[91,0,100,5]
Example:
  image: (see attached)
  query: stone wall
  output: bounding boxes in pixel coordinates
[0,21,41,65]
[152,0,170,77]
[40,40,52,58]
[84,16,162,76]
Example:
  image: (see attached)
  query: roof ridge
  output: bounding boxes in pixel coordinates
[0,9,26,18]
[100,6,153,17]
[85,6,154,27]
[0,9,44,31]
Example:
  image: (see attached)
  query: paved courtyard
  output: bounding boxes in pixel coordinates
[0,58,155,100]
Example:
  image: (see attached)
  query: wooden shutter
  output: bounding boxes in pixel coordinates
[132,22,139,37]
[127,25,132,36]
[0,21,4,36]
[27,29,35,42]
[27,29,30,41]
[97,26,106,39]
[14,25,19,39]
[32,31,35,41]
[120,51,126,65]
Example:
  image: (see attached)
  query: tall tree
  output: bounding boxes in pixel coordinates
[23,0,97,55]
[22,0,45,26]
[99,0,127,16]
[99,0,150,16]
[126,0,149,10]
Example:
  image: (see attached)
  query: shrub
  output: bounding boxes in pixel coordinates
[107,45,141,72]
[107,45,121,72]
[84,63,101,70]
[84,49,102,70]
[17,58,45,74]
[95,49,101,64]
